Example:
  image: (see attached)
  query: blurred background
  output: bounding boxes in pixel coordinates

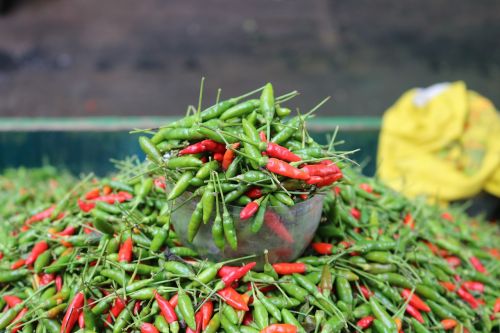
[1,0,500,118]
[1,0,499,217]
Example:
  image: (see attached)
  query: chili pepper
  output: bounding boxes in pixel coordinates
[272,263,306,275]
[155,293,177,324]
[273,192,295,207]
[250,195,269,233]
[177,286,196,330]
[222,205,238,250]
[266,158,309,180]
[44,249,74,274]
[212,206,225,249]
[240,201,260,220]
[163,261,194,277]
[441,319,458,330]
[252,298,268,329]
[222,143,241,171]
[187,200,204,242]
[113,301,135,333]
[117,237,133,262]
[264,211,294,243]
[200,300,213,330]
[469,256,487,274]
[220,262,256,287]
[312,242,333,255]
[336,276,353,308]
[369,297,397,332]
[300,163,340,177]
[456,287,479,309]
[202,182,215,224]
[439,281,456,292]
[167,171,193,201]
[61,291,84,333]
[264,143,301,162]
[141,323,160,333]
[178,141,206,156]
[401,289,431,312]
[10,259,25,270]
[220,99,260,120]
[3,295,22,308]
[406,303,424,323]
[105,297,126,326]
[461,281,484,293]
[154,315,171,333]
[260,323,297,333]
[217,287,249,311]
[357,316,374,329]
[246,187,263,199]
[139,136,164,165]
[25,206,55,225]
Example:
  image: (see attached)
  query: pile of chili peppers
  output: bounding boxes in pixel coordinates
[138,83,343,249]
[0,86,498,333]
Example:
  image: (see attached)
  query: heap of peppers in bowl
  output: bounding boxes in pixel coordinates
[138,83,343,249]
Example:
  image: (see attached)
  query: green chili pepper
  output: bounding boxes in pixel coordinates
[203,312,220,333]
[252,297,268,329]
[164,261,194,277]
[187,200,204,242]
[212,206,225,249]
[139,136,164,165]
[169,246,198,257]
[154,315,170,333]
[0,303,23,329]
[372,318,392,333]
[369,298,397,332]
[100,268,130,286]
[225,156,241,179]
[113,301,135,333]
[251,195,269,233]
[167,171,193,201]
[281,308,306,333]
[150,226,169,252]
[41,318,61,333]
[220,99,260,120]
[411,318,431,333]
[45,250,74,274]
[222,205,237,250]
[166,156,203,169]
[154,128,204,142]
[177,286,196,330]
[220,313,239,333]
[353,303,372,318]
[91,210,117,235]
[202,182,215,224]
[336,276,353,309]
[273,192,295,206]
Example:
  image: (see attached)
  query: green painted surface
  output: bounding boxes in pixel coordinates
[0,117,380,176]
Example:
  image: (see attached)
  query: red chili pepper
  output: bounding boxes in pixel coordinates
[359,286,373,299]
[155,291,177,323]
[441,212,453,222]
[118,237,133,262]
[462,281,484,293]
[61,292,85,333]
[300,163,340,177]
[403,213,415,229]
[222,142,240,171]
[357,316,374,329]
[213,152,224,162]
[439,281,456,292]
[200,300,213,330]
[261,323,298,333]
[441,319,457,330]
[3,295,22,307]
[312,242,333,255]
[25,206,56,225]
[201,140,226,153]
[259,131,268,142]
[10,259,25,270]
[0,252,3,260]
[40,273,55,286]
[405,303,424,323]
[25,241,49,266]
[78,199,95,213]
[493,298,500,313]
[141,323,160,333]
[169,293,178,307]
[78,311,85,329]
[315,173,343,187]
[102,185,112,195]
[179,142,206,155]
[350,207,361,220]
[55,275,63,292]
[272,262,306,275]
[221,262,256,286]
[359,183,373,193]
[56,226,76,237]
[305,176,323,185]
[264,211,294,244]
[85,188,100,200]
[401,289,430,312]
[217,287,249,311]
[93,192,133,204]
[265,143,301,162]
[266,158,309,180]
[240,201,260,220]
[105,297,126,326]
[245,187,263,199]
[457,287,480,309]
[218,266,240,278]
[154,177,166,190]
[469,256,487,274]
[445,256,461,268]
[134,301,142,315]
[242,311,253,325]
[10,307,28,333]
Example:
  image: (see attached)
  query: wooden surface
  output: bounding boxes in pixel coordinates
[0,0,499,117]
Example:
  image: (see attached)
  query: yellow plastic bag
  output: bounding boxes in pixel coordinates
[377,81,500,204]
